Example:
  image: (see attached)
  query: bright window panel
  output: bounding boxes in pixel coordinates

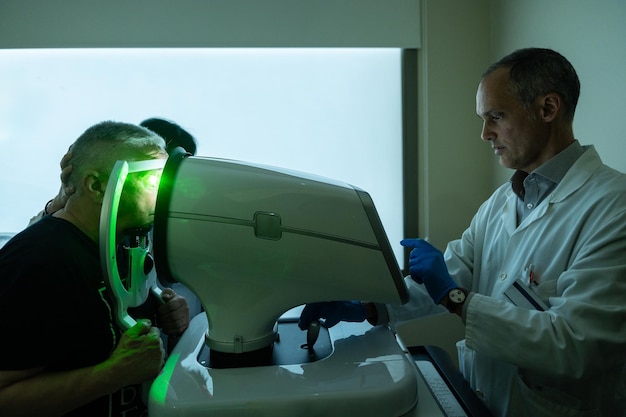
[0,48,403,262]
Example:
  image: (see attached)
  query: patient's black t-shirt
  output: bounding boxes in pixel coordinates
[0,216,148,417]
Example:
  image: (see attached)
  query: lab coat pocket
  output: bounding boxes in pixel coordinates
[532,277,557,304]
[456,340,475,385]
[503,265,552,311]
[512,373,600,417]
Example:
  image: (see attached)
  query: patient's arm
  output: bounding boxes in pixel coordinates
[0,365,120,417]
[0,320,164,417]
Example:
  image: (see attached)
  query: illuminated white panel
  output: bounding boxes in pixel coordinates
[0,48,404,262]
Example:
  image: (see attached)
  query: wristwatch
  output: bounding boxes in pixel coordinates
[445,288,468,315]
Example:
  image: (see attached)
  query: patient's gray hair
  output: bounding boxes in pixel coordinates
[68,120,167,190]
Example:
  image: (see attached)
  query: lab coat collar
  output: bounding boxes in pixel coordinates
[502,146,600,234]
[547,145,599,204]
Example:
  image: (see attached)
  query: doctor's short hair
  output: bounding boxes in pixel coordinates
[482,47,581,122]
[68,120,167,190]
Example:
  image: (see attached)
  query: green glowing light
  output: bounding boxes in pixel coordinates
[150,352,180,405]
[146,172,161,187]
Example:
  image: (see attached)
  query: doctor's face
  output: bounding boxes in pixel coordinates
[476,67,550,173]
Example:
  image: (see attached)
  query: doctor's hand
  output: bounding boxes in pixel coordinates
[157,288,190,336]
[400,238,458,304]
[298,301,367,330]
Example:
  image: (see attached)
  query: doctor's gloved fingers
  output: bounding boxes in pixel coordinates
[298,303,322,330]
[298,301,367,330]
[404,241,448,278]
[401,238,444,259]
[400,238,429,250]
[316,301,367,328]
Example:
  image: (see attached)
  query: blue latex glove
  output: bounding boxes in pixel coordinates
[400,238,458,304]
[298,301,367,330]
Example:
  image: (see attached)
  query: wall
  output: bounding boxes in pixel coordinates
[396,0,492,365]
[0,0,420,48]
[415,0,493,250]
[491,0,626,186]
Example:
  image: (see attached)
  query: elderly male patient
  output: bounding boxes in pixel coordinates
[0,121,189,417]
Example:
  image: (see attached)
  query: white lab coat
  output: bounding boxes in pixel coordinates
[388,146,626,417]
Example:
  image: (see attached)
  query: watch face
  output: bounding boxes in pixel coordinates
[449,288,466,304]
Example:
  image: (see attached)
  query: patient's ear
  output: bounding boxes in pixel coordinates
[84,170,105,202]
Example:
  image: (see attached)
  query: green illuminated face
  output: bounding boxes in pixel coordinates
[116,168,163,233]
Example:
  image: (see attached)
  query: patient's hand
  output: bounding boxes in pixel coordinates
[157,288,190,336]
[105,320,165,387]
[46,148,75,214]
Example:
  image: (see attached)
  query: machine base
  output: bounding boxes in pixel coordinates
[149,312,419,417]
[198,316,334,369]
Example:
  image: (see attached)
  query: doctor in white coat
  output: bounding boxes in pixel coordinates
[299,48,626,417]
